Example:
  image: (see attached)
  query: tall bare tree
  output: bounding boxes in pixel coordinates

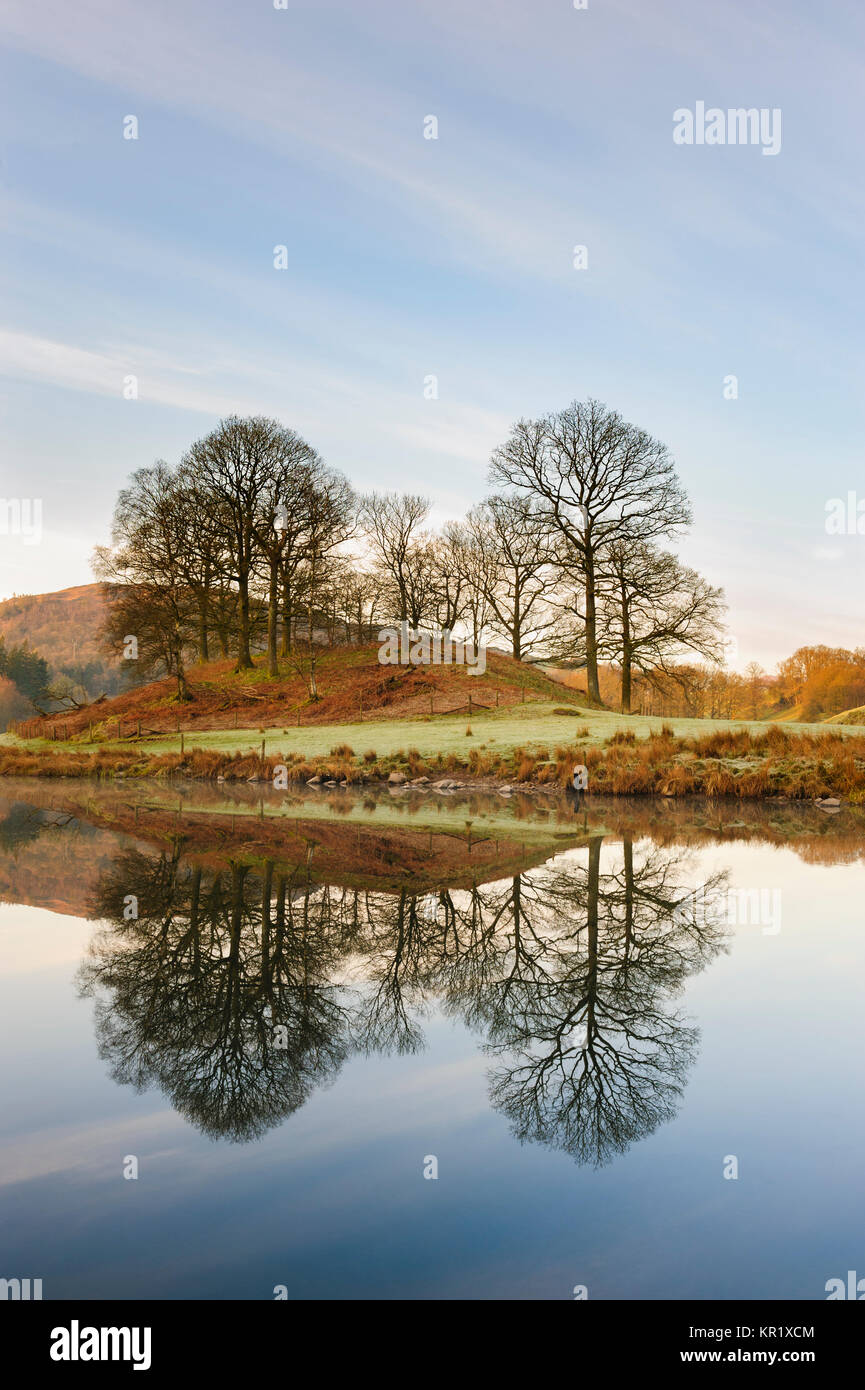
[184,417,308,671]
[250,440,321,677]
[490,399,691,702]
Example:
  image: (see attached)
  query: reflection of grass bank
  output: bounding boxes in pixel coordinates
[3,717,865,801]
[4,781,865,887]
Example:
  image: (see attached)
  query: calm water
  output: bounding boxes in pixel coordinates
[0,780,862,1300]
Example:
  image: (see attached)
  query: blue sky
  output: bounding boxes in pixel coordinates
[1,0,863,667]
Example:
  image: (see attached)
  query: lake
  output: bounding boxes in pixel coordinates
[0,779,862,1300]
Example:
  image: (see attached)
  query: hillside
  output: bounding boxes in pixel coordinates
[825,705,865,725]
[0,583,122,696]
[18,642,589,739]
[767,705,807,723]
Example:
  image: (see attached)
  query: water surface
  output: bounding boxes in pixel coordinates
[0,780,862,1299]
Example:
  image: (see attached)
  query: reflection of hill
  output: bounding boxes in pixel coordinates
[582,796,865,867]
[0,781,862,924]
[0,785,577,914]
[0,801,140,916]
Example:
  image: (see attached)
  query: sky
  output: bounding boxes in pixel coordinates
[0,0,863,670]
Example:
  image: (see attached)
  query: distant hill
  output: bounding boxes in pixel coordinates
[0,583,123,698]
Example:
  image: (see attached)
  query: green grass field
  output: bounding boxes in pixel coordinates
[6,699,862,764]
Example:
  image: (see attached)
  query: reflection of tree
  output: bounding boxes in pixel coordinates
[80,835,727,1162]
[80,846,356,1140]
[0,803,76,850]
[351,889,431,1056]
[442,839,728,1165]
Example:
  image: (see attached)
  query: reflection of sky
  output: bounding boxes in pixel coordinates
[0,841,862,1301]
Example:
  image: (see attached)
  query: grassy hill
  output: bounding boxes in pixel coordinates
[824,705,865,725]
[16,642,589,740]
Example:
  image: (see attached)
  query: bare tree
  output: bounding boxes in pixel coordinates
[250,438,321,677]
[599,542,726,713]
[359,492,430,623]
[290,466,355,699]
[490,399,691,702]
[333,568,380,642]
[445,521,494,649]
[465,495,557,660]
[174,461,232,664]
[94,463,198,700]
[428,529,469,634]
[184,417,309,671]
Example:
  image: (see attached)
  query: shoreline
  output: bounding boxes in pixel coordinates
[0,739,857,804]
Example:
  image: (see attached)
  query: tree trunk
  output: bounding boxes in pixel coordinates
[620,590,632,714]
[584,547,601,703]
[306,598,318,700]
[280,574,292,656]
[512,586,521,661]
[267,560,279,678]
[236,576,254,669]
[620,657,632,714]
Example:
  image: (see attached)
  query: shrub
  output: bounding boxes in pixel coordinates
[608,729,637,746]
